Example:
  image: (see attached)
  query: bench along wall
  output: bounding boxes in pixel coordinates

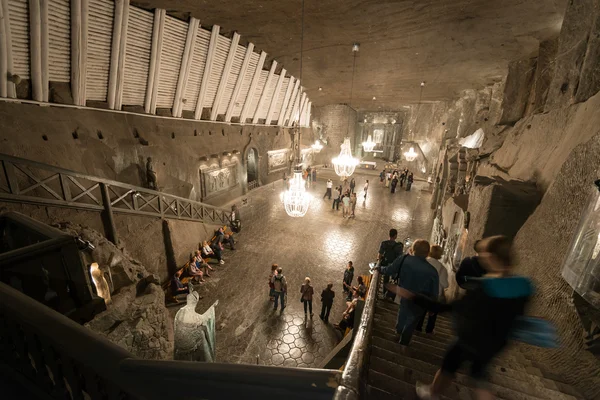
[0,102,314,206]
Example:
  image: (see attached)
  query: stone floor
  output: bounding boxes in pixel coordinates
[174,168,434,368]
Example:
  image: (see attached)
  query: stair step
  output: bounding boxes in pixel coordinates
[375,308,455,337]
[368,369,452,400]
[366,385,398,400]
[371,346,579,400]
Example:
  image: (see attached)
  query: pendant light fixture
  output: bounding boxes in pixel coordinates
[283,0,311,217]
[332,43,360,177]
[362,134,376,152]
[403,82,425,163]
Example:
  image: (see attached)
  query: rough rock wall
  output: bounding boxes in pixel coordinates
[510,132,600,398]
[0,202,219,282]
[58,223,174,360]
[0,102,313,206]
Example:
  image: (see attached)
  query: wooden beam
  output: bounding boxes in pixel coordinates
[1,0,15,98]
[297,93,308,127]
[40,0,48,101]
[305,101,312,127]
[145,8,165,114]
[71,0,82,104]
[225,42,253,122]
[288,89,304,127]
[107,0,125,109]
[252,60,276,124]
[194,24,220,120]
[114,0,130,110]
[0,0,8,98]
[172,17,199,117]
[210,31,240,120]
[239,50,266,124]
[80,0,88,102]
[277,76,294,126]
[29,0,43,101]
[265,68,285,125]
[283,79,300,126]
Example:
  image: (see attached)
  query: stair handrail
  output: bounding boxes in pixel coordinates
[0,152,232,224]
[333,262,380,399]
[0,281,340,399]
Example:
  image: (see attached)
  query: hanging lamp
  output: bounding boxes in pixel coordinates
[362,134,376,152]
[332,43,360,177]
[404,147,418,162]
[282,0,311,217]
[311,139,323,152]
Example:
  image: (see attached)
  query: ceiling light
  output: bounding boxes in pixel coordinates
[333,138,360,177]
[283,168,312,217]
[362,135,376,152]
[372,96,376,100]
[404,147,418,162]
[420,81,425,86]
[318,87,322,91]
[352,43,360,52]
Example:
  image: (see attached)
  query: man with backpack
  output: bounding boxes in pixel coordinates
[378,229,404,299]
[271,267,288,312]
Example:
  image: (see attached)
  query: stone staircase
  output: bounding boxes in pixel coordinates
[366,297,584,400]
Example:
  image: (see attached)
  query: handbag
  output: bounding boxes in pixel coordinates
[510,316,559,348]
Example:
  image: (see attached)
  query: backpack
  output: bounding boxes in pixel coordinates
[381,240,404,266]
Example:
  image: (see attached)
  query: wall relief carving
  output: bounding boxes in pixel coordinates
[268,149,289,173]
[201,163,239,199]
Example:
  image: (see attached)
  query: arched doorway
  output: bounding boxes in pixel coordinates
[246,148,259,190]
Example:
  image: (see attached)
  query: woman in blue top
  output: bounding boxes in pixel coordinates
[388,235,533,400]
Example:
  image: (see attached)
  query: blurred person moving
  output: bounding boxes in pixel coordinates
[456,240,486,289]
[375,239,439,345]
[389,236,533,400]
[416,245,449,334]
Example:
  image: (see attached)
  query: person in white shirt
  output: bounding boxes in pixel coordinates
[416,244,449,334]
[323,179,333,200]
[363,180,369,199]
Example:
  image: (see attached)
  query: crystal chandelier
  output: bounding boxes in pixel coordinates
[362,135,376,152]
[333,138,360,177]
[283,168,311,217]
[311,140,323,153]
[404,147,418,162]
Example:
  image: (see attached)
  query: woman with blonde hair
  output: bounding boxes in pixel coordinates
[300,277,314,318]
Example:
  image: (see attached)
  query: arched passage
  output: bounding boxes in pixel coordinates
[246,147,259,189]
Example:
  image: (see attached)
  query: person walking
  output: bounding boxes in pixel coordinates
[312,167,317,183]
[374,240,439,345]
[350,192,357,218]
[350,178,356,193]
[268,264,278,301]
[342,191,351,218]
[301,277,315,318]
[379,169,385,183]
[416,245,449,334]
[342,261,354,296]
[323,179,333,199]
[400,170,406,187]
[332,186,341,210]
[385,171,391,188]
[378,229,404,298]
[391,176,399,193]
[363,180,369,199]
[406,172,414,191]
[271,267,288,312]
[320,283,335,323]
[389,236,533,400]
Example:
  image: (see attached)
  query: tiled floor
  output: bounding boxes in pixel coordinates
[184,168,434,367]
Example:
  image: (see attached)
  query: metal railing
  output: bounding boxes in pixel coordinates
[0,153,231,225]
[0,282,341,400]
[333,266,381,399]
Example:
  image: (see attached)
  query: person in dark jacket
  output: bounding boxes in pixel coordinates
[342,261,354,295]
[378,229,404,298]
[320,283,335,323]
[388,236,532,400]
[406,172,414,191]
[455,241,486,289]
[390,176,399,193]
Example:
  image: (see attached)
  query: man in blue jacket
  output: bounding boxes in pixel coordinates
[376,239,439,345]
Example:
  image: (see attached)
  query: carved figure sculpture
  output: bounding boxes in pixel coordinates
[146,157,157,190]
[174,286,219,362]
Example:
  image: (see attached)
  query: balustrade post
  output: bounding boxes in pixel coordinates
[100,183,119,246]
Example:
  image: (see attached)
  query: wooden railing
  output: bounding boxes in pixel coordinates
[0,282,340,400]
[0,153,232,226]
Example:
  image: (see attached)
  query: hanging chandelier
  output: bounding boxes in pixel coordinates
[332,43,360,177]
[311,140,323,153]
[362,135,376,152]
[283,168,311,217]
[333,138,360,177]
[404,147,418,162]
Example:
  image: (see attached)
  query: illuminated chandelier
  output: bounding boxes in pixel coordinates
[311,140,323,153]
[333,138,360,177]
[362,134,376,152]
[283,168,312,217]
[404,147,418,162]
